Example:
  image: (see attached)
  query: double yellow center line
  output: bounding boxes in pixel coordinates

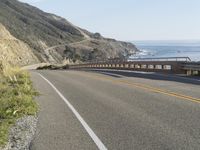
[75,71,200,104]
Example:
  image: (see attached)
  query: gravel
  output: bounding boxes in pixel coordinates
[0,116,38,150]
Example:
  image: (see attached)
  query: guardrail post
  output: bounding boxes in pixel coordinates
[187,70,192,76]
[125,64,129,68]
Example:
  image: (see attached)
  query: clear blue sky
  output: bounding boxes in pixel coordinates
[19,0,200,41]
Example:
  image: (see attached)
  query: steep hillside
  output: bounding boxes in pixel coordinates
[0,0,138,65]
[0,23,39,66]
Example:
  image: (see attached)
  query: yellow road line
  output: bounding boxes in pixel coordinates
[72,71,200,104]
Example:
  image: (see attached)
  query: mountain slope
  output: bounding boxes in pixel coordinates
[0,0,138,65]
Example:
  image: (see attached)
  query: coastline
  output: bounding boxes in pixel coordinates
[131,43,200,61]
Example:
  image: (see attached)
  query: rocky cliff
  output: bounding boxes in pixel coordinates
[0,23,39,66]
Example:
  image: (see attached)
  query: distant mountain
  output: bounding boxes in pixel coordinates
[0,0,138,66]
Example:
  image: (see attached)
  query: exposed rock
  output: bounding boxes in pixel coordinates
[0,116,38,150]
[0,23,39,66]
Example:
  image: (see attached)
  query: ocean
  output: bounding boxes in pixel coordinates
[131,41,200,62]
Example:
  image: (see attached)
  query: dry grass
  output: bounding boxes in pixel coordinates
[0,61,38,147]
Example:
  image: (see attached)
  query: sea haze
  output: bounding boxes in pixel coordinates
[131,40,200,61]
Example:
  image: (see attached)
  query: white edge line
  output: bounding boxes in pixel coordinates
[37,73,107,150]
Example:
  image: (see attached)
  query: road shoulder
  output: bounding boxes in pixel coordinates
[30,72,97,150]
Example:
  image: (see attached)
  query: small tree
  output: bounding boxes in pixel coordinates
[64,46,73,59]
[89,48,99,60]
[73,54,81,62]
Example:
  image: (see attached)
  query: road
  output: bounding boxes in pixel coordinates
[30,70,200,150]
[44,39,89,51]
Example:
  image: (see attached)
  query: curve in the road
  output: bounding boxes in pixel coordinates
[38,73,107,150]
[78,71,200,104]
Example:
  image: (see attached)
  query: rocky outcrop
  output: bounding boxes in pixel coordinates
[0,23,39,66]
[65,39,137,61]
[0,116,38,150]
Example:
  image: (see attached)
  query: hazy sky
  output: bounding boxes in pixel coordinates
[19,0,200,41]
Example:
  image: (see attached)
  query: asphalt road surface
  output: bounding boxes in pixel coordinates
[30,70,200,150]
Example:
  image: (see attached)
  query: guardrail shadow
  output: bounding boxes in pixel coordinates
[86,69,200,86]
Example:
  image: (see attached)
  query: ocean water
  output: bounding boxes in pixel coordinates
[131,41,200,62]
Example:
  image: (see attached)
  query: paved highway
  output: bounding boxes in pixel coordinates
[30,70,200,150]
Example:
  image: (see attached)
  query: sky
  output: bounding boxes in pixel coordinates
[19,0,200,41]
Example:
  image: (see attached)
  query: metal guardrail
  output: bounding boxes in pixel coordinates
[69,57,200,75]
[70,57,189,74]
[88,57,191,64]
[128,57,191,62]
[182,62,200,71]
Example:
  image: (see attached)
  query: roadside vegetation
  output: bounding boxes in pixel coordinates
[64,46,103,62]
[0,62,38,147]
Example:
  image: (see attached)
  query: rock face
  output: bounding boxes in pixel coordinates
[66,39,137,61]
[0,0,138,65]
[0,23,39,66]
[0,116,38,150]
